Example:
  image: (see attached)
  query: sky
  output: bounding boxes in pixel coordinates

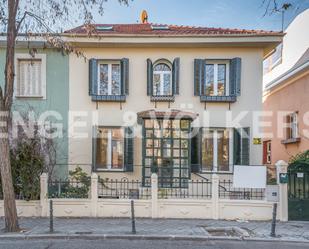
[78,0,309,32]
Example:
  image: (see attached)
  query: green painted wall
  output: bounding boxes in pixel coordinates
[0,48,69,178]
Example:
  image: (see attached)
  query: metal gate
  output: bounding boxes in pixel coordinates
[288,162,309,220]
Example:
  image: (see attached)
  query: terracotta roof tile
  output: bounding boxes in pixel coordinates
[64,23,282,36]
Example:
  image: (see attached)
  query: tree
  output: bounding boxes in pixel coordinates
[0,0,129,232]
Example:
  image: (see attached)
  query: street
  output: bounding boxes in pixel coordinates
[0,239,308,249]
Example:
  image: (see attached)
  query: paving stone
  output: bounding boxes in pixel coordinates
[1,217,309,241]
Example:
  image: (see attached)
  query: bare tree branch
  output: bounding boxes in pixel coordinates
[16,11,28,33]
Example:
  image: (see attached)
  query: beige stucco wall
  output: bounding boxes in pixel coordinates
[68,46,264,178]
[263,72,309,164]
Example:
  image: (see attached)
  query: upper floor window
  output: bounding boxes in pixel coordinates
[263,43,283,74]
[287,112,299,139]
[15,54,46,99]
[194,58,241,103]
[98,62,121,95]
[204,61,229,96]
[89,58,129,102]
[153,62,172,96]
[147,58,179,101]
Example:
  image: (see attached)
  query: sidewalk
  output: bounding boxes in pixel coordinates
[1,218,309,242]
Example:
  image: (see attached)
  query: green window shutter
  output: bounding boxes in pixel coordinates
[89,59,98,96]
[172,57,180,95]
[233,127,250,165]
[233,128,241,165]
[121,58,129,95]
[147,59,153,96]
[191,128,201,173]
[241,127,250,165]
[124,126,134,172]
[194,59,205,96]
[92,126,98,171]
[230,58,241,96]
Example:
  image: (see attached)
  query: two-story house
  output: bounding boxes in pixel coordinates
[0,39,69,178]
[64,21,282,188]
[263,9,309,165]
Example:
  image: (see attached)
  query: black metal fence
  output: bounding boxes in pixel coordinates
[158,180,212,199]
[48,179,91,199]
[219,180,265,200]
[98,178,151,199]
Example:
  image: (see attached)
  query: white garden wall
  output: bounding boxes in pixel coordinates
[0,172,284,221]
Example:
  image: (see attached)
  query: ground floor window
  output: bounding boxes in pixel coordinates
[263,140,271,164]
[143,119,191,188]
[96,127,124,170]
[201,128,233,172]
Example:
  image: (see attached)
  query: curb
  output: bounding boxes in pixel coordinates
[0,233,309,243]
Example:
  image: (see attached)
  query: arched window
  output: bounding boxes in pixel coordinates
[153,62,172,96]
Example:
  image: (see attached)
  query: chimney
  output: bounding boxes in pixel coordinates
[140,10,148,24]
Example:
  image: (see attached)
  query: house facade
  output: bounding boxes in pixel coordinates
[65,23,282,187]
[0,43,69,177]
[263,9,309,165]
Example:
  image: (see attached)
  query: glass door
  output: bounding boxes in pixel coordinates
[143,119,190,188]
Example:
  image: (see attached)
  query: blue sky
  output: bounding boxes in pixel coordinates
[85,0,309,31]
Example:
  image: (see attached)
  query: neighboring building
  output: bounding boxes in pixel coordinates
[0,43,69,177]
[263,9,309,165]
[65,22,282,187]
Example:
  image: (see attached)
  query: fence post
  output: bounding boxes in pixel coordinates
[91,173,98,217]
[40,173,48,217]
[211,174,219,220]
[151,173,158,218]
[276,160,288,221]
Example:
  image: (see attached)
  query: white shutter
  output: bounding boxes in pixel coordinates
[16,59,42,97]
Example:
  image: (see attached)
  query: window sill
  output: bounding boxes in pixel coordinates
[93,169,125,172]
[91,95,126,102]
[281,137,301,145]
[200,95,237,103]
[15,95,44,99]
[150,95,175,102]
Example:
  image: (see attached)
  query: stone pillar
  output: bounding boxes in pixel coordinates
[211,174,219,220]
[276,160,288,221]
[40,173,48,217]
[151,173,158,218]
[91,173,98,217]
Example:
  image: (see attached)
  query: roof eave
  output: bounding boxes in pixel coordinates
[265,61,309,91]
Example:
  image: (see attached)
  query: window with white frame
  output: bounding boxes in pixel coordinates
[98,62,121,95]
[96,127,124,170]
[203,61,229,96]
[153,62,172,96]
[16,55,46,98]
[201,128,233,172]
[263,43,283,74]
[286,112,299,139]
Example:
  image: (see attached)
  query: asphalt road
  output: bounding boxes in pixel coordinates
[0,239,308,249]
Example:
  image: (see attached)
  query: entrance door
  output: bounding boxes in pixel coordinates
[288,163,309,220]
[143,119,190,188]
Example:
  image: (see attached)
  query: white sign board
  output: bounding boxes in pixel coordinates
[233,165,267,188]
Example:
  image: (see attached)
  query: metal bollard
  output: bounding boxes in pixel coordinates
[49,199,54,233]
[270,203,277,237]
[131,200,136,234]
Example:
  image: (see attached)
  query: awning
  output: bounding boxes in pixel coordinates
[137,109,198,120]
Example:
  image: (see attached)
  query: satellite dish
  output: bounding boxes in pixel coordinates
[140,10,148,24]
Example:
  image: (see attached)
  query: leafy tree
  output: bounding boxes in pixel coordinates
[0,0,129,232]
